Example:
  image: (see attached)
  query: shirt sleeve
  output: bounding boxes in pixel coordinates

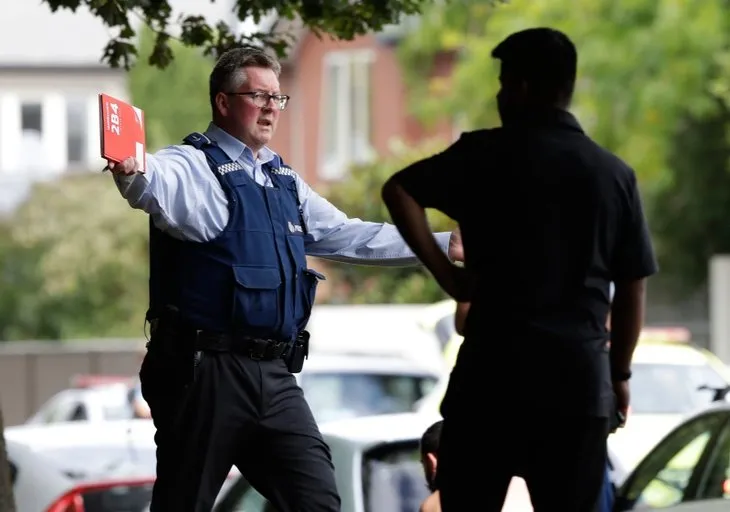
[611,171,659,281]
[389,133,473,221]
[112,145,229,242]
[294,173,451,266]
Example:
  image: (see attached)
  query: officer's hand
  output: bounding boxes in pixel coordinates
[448,227,464,263]
[106,157,142,175]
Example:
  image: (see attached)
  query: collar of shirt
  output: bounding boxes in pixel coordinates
[204,122,276,167]
[503,107,584,134]
[203,122,278,186]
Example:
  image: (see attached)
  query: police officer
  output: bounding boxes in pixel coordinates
[107,47,454,512]
[382,27,657,512]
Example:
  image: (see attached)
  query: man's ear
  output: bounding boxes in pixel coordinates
[427,452,438,475]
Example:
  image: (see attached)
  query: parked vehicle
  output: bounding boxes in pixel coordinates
[26,352,440,427]
[6,436,154,512]
[212,412,627,512]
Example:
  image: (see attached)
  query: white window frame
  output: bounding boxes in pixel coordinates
[319,49,376,180]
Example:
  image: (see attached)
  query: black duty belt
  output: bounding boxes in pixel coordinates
[194,331,289,361]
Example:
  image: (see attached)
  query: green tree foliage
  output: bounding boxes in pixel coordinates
[398,0,730,291]
[322,139,456,304]
[650,106,730,290]
[41,0,432,69]
[129,27,214,150]
[0,174,148,341]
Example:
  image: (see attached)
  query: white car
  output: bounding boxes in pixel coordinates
[7,438,156,512]
[5,419,159,480]
[295,352,441,423]
[5,420,158,512]
[24,382,136,426]
[25,353,441,427]
[213,403,730,512]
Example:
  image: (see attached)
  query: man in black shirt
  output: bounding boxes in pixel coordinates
[382,27,658,512]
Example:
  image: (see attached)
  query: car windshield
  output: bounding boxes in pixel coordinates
[362,440,430,512]
[631,362,728,414]
[299,373,437,423]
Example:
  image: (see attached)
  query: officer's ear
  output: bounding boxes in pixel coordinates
[215,92,231,117]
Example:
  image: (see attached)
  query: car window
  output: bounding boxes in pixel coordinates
[631,362,728,414]
[299,373,438,423]
[46,396,82,423]
[617,412,728,509]
[697,417,730,500]
[362,440,430,512]
[69,404,88,421]
[8,461,17,486]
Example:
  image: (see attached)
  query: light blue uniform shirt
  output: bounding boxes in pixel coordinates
[114,123,450,265]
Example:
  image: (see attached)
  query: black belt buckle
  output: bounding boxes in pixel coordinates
[247,338,270,360]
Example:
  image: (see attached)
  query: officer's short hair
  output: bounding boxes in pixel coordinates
[209,46,282,113]
[491,27,577,104]
[420,420,443,456]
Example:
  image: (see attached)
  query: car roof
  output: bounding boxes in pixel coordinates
[5,419,157,448]
[305,305,443,365]
[303,352,442,376]
[320,412,443,447]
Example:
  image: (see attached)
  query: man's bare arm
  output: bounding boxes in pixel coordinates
[455,302,471,336]
[420,491,441,512]
[609,279,647,374]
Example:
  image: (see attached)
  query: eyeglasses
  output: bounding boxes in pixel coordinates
[227,91,290,111]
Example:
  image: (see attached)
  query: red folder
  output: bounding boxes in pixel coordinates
[98,93,146,171]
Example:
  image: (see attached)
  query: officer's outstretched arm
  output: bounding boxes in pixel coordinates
[291,170,451,266]
[111,146,229,243]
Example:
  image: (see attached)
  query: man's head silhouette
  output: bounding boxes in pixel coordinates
[420,420,443,492]
[491,27,577,122]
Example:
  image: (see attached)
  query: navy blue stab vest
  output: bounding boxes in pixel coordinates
[148,132,325,342]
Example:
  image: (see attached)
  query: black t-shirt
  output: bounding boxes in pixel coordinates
[392,109,658,417]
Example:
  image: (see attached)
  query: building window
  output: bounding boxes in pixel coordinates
[21,103,42,134]
[20,102,44,173]
[66,98,87,166]
[321,50,375,180]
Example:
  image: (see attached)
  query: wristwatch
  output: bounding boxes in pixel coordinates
[611,369,632,382]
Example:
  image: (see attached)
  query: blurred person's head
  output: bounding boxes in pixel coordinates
[209,47,287,155]
[420,420,443,492]
[491,27,577,123]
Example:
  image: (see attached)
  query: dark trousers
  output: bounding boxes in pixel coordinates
[436,409,609,512]
[140,349,341,512]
